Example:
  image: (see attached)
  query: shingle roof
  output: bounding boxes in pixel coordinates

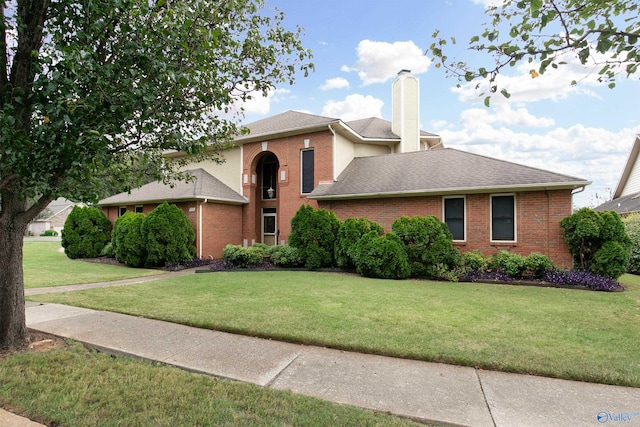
[594,192,640,215]
[344,117,438,140]
[99,169,247,206]
[309,148,590,199]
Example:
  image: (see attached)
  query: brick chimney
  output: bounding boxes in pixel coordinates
[392,69,420,153]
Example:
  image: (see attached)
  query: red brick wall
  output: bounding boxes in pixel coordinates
[102,201,242,259]
[241,130,333,245]
[318,189,574,269]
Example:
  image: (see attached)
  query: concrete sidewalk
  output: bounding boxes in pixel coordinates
[22,302,640,427]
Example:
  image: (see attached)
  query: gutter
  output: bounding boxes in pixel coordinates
[308,181,592,200]
[198,199,207,259]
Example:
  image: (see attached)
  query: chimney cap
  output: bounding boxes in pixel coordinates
[398,69,412,75]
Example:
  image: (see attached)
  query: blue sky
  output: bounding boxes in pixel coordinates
[238,0,639,208]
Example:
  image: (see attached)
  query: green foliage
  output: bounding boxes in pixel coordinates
[269,245,303,268]
[334,217,384,269]
[623,213,640,274]
[391,215,460,278]
[40,229,59,237]
[222,245,264,268]
[458,250,490,275]
[289,205,341,269]
[524,253,555,279]
[560,208,631,279]
[112,212,146,268]
[141,202,195,268]
[429,0,639,103]
[351,232,411,280]
[490,251,528,279]
[100,242,114,258]
[61,206,112,259]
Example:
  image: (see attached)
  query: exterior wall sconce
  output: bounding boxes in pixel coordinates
[267,186,275,199]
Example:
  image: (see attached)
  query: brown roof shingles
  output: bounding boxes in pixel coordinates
[99,169,247,206]
[309,148,590,199]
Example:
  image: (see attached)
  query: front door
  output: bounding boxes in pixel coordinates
[262,209,277,245]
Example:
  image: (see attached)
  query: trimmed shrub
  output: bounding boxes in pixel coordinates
[524,252,554,279]
[623,213,640,274]
[61,206,112,259]
[141,202,195,267]
[560,208,631,279]
[351,231,410,279]
[222,244,263,268]
[490,251,528,279]
[269,245,303,268]
[100,242,115,258]
[334,217,384,269]
[289,205,341,269]
[112,212,146,267]
[391,215,460,278]
[40,229,59,237]
[457,250,489,276]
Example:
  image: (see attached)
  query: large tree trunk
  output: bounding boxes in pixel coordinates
[0,213,30,350]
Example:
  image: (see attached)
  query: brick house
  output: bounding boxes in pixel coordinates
[99,70,590,268]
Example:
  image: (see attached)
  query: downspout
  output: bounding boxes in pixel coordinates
[199,199,208,259]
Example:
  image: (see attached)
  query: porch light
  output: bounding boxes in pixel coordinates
[267,186,275,199]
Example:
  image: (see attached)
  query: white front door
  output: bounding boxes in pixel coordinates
[262,211,277,246]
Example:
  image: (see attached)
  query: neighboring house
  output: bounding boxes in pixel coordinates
[27,198,82,236]
[99,70,590,268]
[595,135,640,216]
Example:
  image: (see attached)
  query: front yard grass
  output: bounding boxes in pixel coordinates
[0,341,420,426]
[23,241,163,288]
[28,270,640,388]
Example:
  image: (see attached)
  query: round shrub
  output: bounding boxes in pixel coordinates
[289,205,341,269]
[623,213,640,274]
[490,251,528,279]
[524,253,554,279]
[391,215,460,278]
[335,217,384,269]
[560,208,631,279]
[61,206,112,259]
[222,244,264,268]
[112,212,146,267]
[141,202,195,267]
[269,245,303,268]
[458,250,489,275]
[351,231,410,279]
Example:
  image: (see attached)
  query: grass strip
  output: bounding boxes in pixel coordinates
[28,271,640,388]
[0,341,422,426]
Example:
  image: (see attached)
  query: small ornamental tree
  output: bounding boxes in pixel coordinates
[112,212,146,268]
[391,215,460,278]
[141,202,196,268]
[560,208,631,279]
[289,205,341,269]
[61,206,112,259]
[351,231,410,280]
[334,217,384,269]
[623,213,640,274]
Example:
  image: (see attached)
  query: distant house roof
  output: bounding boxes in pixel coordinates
[593,135,640,215]
[308,148,590,200]
[98,169,247,206]
[594,191,640,215]
[236,110,441,147]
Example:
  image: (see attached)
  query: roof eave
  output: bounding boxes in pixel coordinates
[99,195,249,207]
[234,121,341,144]
[308,181,591,200]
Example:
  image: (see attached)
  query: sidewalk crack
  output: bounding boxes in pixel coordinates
[265,352,301,388]
[476,369,497,427]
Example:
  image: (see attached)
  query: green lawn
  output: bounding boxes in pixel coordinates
[23,241,163,288]
[0,342,420,427]
[28,270,640,388]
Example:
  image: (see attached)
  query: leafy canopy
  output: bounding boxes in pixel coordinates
[429,0,639,106]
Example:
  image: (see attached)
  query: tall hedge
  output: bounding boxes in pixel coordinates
[112,212,146,267]
[560,208,631,279]
[61,206,112,259]
[391,215,460,278]
[289,205,341,269]
[623,213,640,274]
[334,217,384,269]
[140,202,196,267]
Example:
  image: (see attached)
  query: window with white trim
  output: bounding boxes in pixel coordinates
[444,197,465,241]
[491,194,516,241]
[118,207,127,216]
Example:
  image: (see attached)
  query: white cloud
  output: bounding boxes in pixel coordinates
[437,106,639,207]
[343,40,431,85]
[321,94,384,121]
[320,77,350,91]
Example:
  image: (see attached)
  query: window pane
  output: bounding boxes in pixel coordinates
[264,215,276,234]
[444,198,465,240]
[492,196,514,241]
[301,149,314,194]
